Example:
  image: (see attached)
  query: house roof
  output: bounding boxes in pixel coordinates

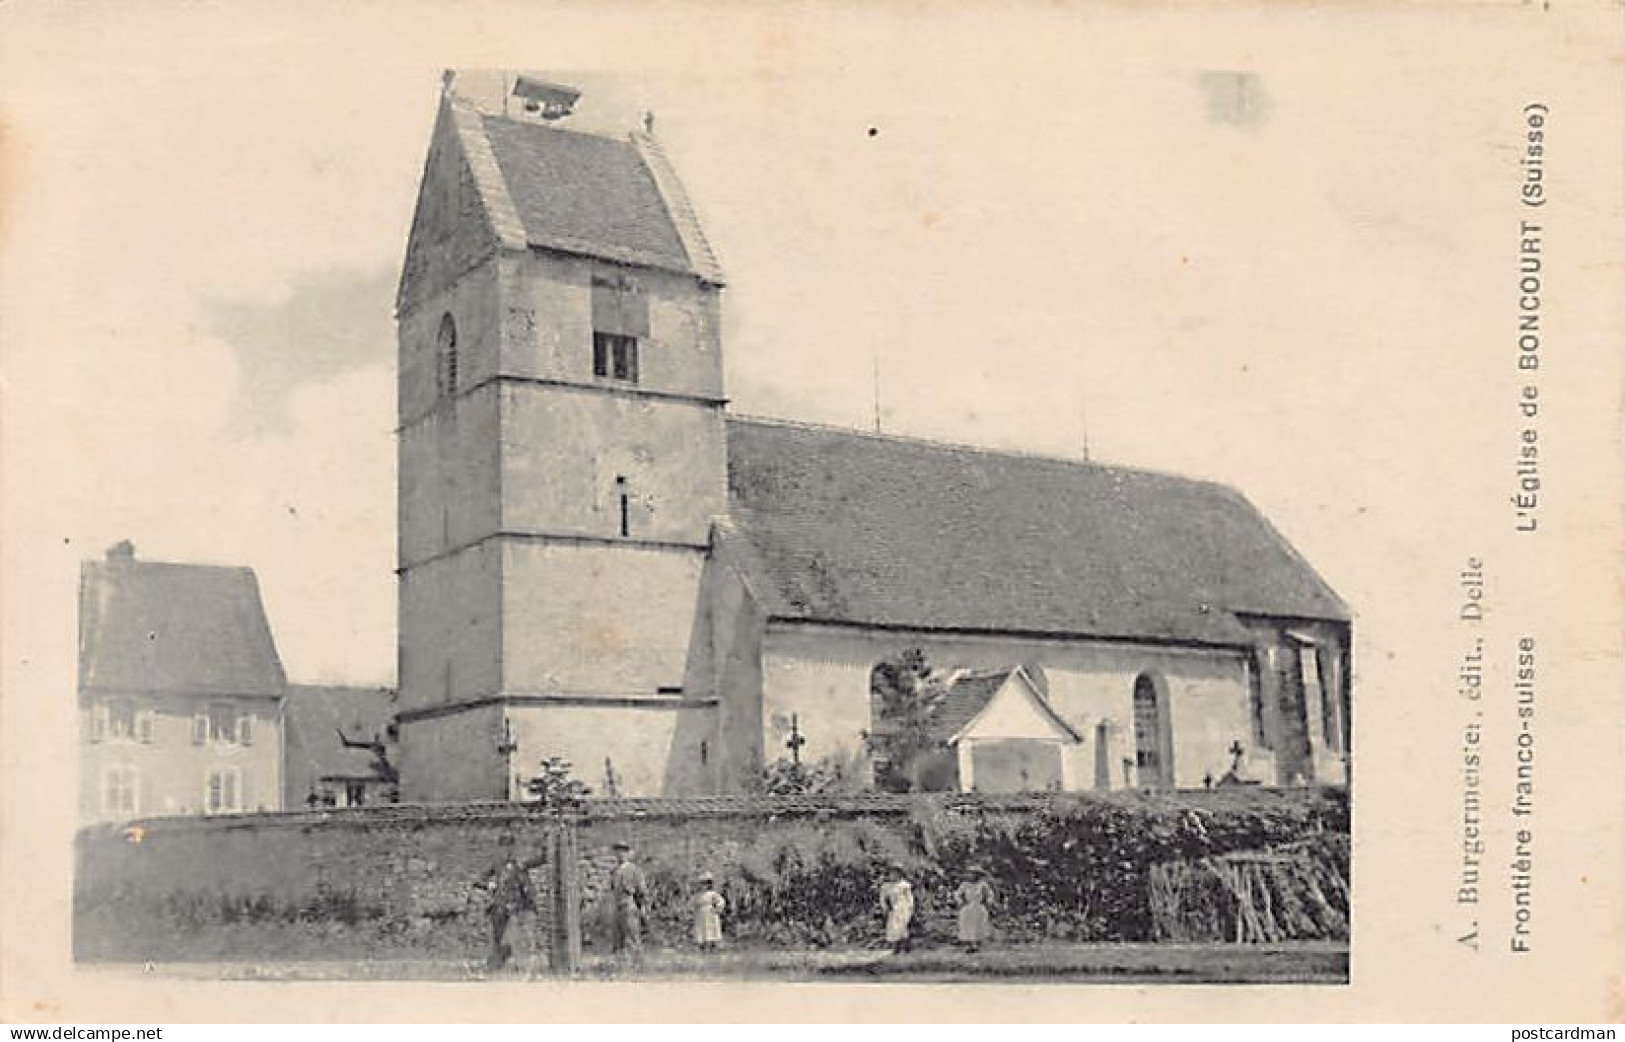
[723,417,1348,646]
[78,550,285,697]
[284,685,396,788]
[928,667,1083,745]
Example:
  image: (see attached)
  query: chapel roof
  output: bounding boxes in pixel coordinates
[721,418,1349,647]
[77,545,286,697]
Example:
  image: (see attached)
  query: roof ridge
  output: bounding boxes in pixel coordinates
[479,108,629,145]
[725,412,1233,490]
[949,667,1016,682]
[82,556,257,575]
[631,130,725,286]
[454,99,527,251]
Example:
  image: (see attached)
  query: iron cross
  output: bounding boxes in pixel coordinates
[785,714,806,765]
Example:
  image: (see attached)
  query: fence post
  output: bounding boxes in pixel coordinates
[549,821,582,974]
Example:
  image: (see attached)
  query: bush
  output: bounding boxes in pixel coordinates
[580,789,1348,949]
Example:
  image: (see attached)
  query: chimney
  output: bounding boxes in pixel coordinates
[106,539,136,563]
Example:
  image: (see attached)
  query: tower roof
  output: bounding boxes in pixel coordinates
[399,72,724,303]
[479,115,696,274]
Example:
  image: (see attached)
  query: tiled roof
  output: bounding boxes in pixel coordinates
[78,555,285,697]
[283,685,397,791]
[723,418,1348,645]
[926,670,1014,744]
[478,115,701,277]
[925,668,1083,745]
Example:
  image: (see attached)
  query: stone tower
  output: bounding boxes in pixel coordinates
[394,71,727,800]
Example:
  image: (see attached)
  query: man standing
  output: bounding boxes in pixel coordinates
[484,832,537,972]
[609,841,648,961]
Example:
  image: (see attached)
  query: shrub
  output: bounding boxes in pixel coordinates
[578,788,1349,949]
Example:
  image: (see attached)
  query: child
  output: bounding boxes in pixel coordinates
[692,871,726,951]
[878,862,916,954]
[955,865,995,953]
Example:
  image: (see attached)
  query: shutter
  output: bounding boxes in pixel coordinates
[591,279,620,332]
[238,714,253,746]
[619,285,650,338]
[591,278,650,338]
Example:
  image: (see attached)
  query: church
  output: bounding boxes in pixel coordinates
[393,71,1352,802]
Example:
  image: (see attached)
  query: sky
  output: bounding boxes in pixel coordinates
[1,5,1616,695]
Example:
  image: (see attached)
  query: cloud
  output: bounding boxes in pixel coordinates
[202,267,398,437]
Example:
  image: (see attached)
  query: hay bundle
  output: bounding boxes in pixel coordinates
[1148,836,1349,943]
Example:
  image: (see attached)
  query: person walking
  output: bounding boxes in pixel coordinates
[878,862,916,954]
[483,832,537,972]
[691,871,726,951]
[955,865,995,953]
[609,841,648,962]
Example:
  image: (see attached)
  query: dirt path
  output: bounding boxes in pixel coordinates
[80,942,1347,984]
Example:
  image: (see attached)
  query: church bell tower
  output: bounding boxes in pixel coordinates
[393,70,727,801]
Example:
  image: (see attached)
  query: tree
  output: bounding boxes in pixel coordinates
[524,756,591,811]
[865,649,950,792]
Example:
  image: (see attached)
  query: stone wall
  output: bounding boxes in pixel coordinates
[75,789,1346,963]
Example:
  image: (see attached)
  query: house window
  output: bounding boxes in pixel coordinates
[136,710,155,743]
[107,699,136,739]
[208,703,238,743]
[102,765,138,816]
[205,766,243,814]
[591,275,648,384]
[436,313,458,397]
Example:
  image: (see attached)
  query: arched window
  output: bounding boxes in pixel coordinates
[1131,672,1175,790]
[436,313,459,398]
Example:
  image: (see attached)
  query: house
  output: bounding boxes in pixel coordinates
[391,70,1352,802]
[78,542,286,823]
[282,685,399,809]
